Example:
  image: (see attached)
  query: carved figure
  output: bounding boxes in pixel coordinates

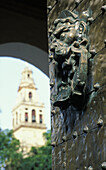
[50,10,91,108]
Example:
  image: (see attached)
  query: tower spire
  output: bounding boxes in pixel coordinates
[12,66,46,154]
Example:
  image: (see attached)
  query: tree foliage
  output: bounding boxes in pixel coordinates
[21,130,52,170]
[0,129,51,170]
[0,128,23,169]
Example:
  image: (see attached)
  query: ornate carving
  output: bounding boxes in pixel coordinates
[50,10,92,109]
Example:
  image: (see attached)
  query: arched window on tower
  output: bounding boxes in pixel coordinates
[39,114,43,124]
[27,74,30,78]
[25,112,28,122]
[29,92,32,99]
[32,109,36,122]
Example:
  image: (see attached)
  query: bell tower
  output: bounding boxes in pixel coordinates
[12,66,46,153]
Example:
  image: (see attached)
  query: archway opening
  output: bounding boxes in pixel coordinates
[0,57,50,130]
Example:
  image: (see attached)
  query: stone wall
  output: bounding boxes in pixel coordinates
[48,0,106,169]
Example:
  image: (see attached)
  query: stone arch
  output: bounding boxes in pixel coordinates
[0,42,49,76]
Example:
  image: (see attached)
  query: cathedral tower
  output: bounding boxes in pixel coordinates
[12,66,46,153]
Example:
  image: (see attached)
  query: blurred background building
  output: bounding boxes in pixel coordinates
[12,66,46,153]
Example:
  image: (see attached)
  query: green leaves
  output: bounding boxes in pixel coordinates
[23,130,52,170]
[0,129,52,170]
[0,129,23,169]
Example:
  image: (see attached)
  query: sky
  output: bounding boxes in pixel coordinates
[0,57,50,130]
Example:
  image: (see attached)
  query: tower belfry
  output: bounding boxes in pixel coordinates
[12,66,46,153]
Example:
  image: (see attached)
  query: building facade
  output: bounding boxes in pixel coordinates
[12,67,46,153]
